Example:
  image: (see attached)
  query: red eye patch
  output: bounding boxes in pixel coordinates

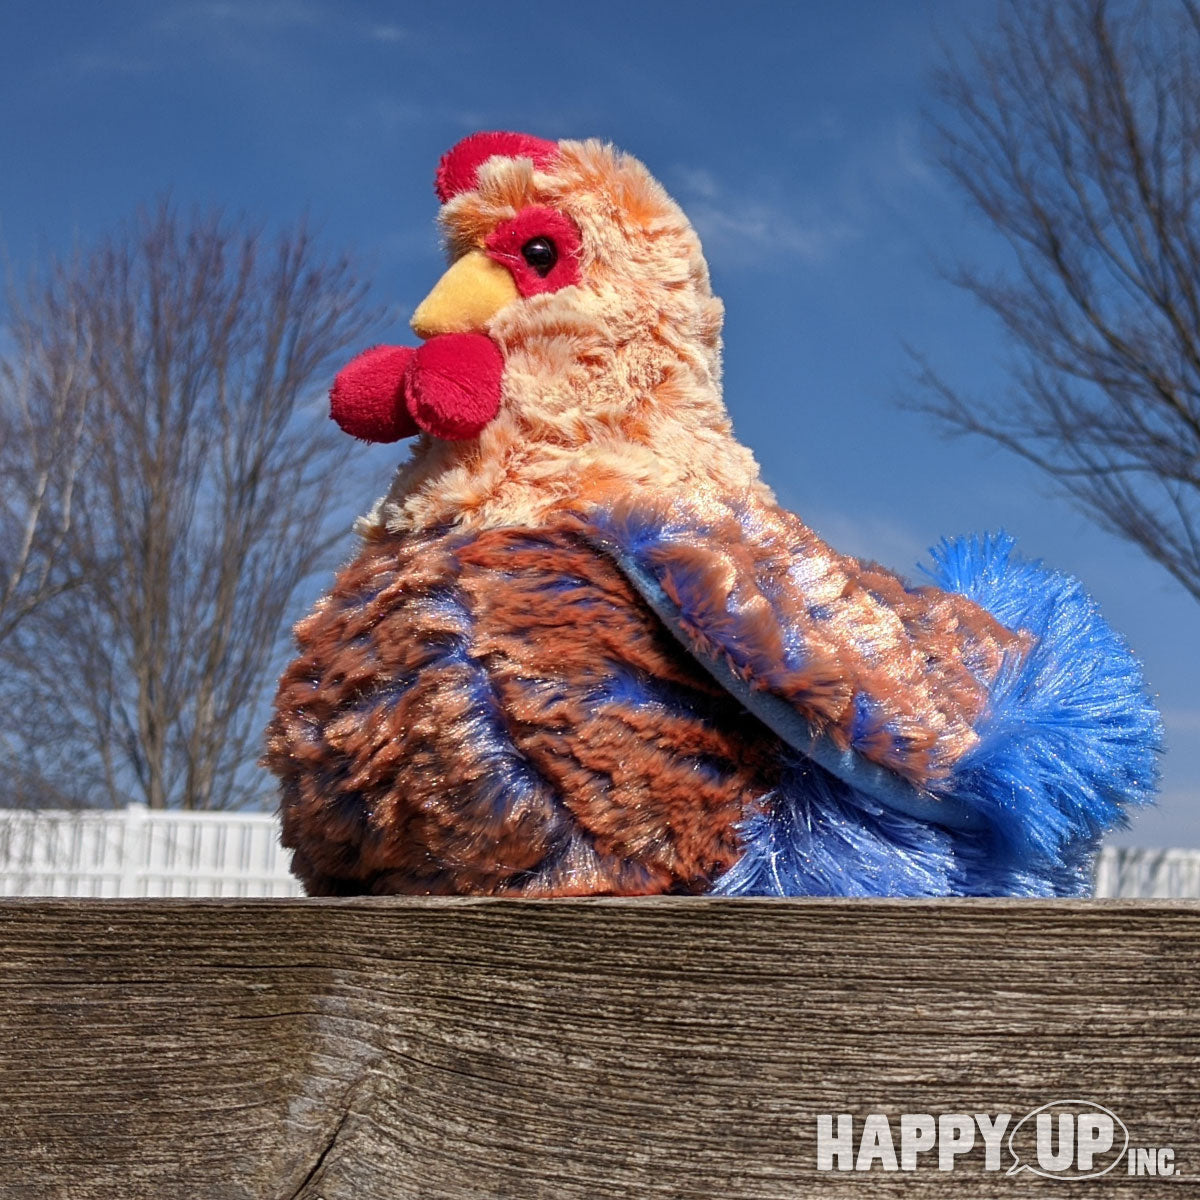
[485,206,583,297]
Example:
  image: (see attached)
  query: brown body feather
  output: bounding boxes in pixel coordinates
[265,517,783,896]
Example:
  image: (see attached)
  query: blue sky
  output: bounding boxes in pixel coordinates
[3,1,1198,844]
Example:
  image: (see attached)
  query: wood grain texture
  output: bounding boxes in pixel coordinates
[0,898,1197,1199]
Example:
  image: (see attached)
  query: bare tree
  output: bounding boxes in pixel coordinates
[0,275,92,647]
[0,205,380,809]
[916,0,1200,601]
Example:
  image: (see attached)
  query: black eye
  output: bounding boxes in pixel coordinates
[520,236,557,277]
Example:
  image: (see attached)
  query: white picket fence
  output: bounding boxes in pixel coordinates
[0,805,1196,898]
[0,805,301,897]
[1092,847,1200,900]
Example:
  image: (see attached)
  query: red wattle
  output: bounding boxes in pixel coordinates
[403,333,504,441]
[329,345,419,443]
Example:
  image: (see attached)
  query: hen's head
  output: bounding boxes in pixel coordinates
[350,131,768,534]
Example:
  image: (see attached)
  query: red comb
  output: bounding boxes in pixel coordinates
[435,131,560,203]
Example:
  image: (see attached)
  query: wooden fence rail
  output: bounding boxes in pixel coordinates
[1,898,1198,1198]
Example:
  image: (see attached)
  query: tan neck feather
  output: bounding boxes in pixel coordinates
[360,316,770,538]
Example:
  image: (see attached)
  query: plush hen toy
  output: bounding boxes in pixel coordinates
[265,131,1161,898]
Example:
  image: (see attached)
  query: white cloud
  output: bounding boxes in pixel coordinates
[888,117,935,187]
[156,1,327,32]
[152,2,401,51]
[797,509,928,573]
[68,50,154,76]
[670,111,946,273]
[688,200,857,264]
[369,24,406,43]
[674,166,720,200]
[672,167,857,268]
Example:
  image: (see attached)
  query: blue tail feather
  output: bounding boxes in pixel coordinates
[716,532,1162,897]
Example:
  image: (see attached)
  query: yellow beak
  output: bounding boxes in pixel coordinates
[410,250,520,340]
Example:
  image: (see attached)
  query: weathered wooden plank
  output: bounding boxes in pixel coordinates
[0,898,1197,1198]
